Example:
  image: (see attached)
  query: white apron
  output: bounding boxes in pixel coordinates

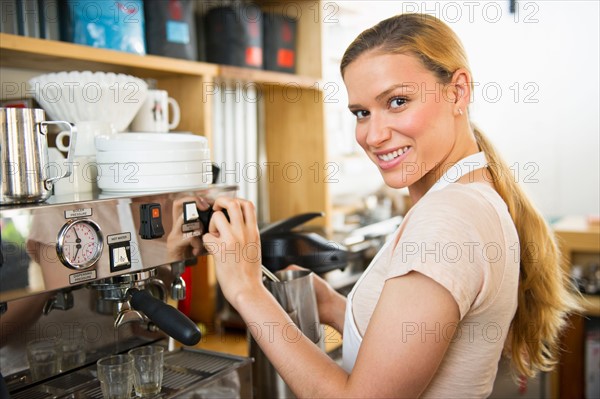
[341,152,489,372]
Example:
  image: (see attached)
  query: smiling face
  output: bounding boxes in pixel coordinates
[343,51,463,192]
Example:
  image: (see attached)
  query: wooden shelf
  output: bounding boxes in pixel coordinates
[0,33,218,78]
[0,33,321,88]
[552,216,600,398]
[553,216,600,254]
[220,65,321,88]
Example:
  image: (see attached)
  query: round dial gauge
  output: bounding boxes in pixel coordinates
[56,219,103,270]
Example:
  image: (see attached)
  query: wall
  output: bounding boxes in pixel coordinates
[323,0,599,219]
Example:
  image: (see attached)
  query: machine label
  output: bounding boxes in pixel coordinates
[69,270,97,284]
[107,232,132,244]
[182,221,200,233]
[183,230,202,239]
[65,208,93,219]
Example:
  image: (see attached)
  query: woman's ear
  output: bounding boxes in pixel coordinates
[450,68,472,114]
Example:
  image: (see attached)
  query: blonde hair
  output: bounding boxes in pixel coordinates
[341,13,581,377]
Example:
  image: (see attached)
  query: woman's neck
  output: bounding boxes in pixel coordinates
[408,137,481,204]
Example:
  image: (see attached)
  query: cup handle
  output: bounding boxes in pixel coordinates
[167,97,180,130]
[55,130,70,152]
[41,121,77,190]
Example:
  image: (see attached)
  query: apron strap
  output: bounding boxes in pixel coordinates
[428,151,488,194]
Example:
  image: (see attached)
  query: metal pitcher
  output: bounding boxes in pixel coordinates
[1,108,76,205]
[250,269,324,399]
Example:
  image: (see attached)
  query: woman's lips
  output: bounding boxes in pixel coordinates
[375,146,412,170]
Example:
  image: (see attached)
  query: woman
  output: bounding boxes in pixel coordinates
[203,13,579,398]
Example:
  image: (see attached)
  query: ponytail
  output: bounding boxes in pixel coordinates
[473,126,581,377]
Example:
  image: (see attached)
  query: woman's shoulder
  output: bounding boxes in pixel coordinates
[416,182,505,214]
[403,182,510,235]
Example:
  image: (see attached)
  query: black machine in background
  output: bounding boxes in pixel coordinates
[260,212,349,274]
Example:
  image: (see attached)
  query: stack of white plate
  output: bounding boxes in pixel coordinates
[95,133,212,193]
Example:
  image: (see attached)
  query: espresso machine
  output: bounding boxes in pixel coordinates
[0,185,253,398]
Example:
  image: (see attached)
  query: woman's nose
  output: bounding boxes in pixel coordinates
[365,115,392,147]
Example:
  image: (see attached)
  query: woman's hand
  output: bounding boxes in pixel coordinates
[202,197,264,308]
[285,264,347,332]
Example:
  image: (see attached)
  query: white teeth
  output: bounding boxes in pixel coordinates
[378,146,410,161]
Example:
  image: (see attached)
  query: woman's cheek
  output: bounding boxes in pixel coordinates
[395,110,426,139]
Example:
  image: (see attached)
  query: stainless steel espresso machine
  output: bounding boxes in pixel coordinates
[0,186,253,398]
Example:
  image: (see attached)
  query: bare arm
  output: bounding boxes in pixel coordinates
[204,197,459,398]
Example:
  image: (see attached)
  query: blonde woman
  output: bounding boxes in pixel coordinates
[203,13,580,398]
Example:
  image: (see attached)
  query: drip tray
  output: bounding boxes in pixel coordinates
[10,348,253,399]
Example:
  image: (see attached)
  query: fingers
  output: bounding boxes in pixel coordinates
[240,200,257,231]
[203,196,259,260]
[208,210,227,237]
[196,196,210,211]
[211,197,258,235]
[213,197,244,229]
[190,235,203,256]
[201,233,218,255]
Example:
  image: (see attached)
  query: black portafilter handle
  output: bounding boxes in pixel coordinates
[129,288,201,346]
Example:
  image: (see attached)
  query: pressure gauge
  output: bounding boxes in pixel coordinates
[56,219,103,270]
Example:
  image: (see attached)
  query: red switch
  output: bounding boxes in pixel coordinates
[139,203,165,239]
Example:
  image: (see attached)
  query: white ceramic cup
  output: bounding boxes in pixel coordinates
[131,90,181,133]
[56,121,113,157]
[53,155,98,195]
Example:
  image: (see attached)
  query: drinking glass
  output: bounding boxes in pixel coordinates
[26,338,61,380]
[128,345,164,397]
[60,328,86,371]
[97,354,134,399]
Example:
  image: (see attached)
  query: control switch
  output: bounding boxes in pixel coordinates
[114,247,129,266]
[183,202,199,223]
[182,201,201,236]
[139,203,165,239]
[109,242,131,272]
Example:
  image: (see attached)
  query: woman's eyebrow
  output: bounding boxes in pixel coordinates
[348,84,418,110]
[375,84,418,102]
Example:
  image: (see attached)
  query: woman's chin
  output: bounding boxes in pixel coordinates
[381,175,413,190]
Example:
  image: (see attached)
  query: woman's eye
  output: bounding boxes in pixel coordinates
[352,110,370,120]
[389,97,407,109]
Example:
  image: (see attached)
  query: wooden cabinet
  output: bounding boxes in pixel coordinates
[0,0,330,324]
[552,217,600,398]
[0,1,329,226]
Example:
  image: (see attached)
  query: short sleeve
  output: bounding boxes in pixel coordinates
[387,186,500,319]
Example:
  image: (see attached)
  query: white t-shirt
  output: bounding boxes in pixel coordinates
[351,183,520,398]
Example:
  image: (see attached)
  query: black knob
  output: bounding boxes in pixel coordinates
[198,206,230,235]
